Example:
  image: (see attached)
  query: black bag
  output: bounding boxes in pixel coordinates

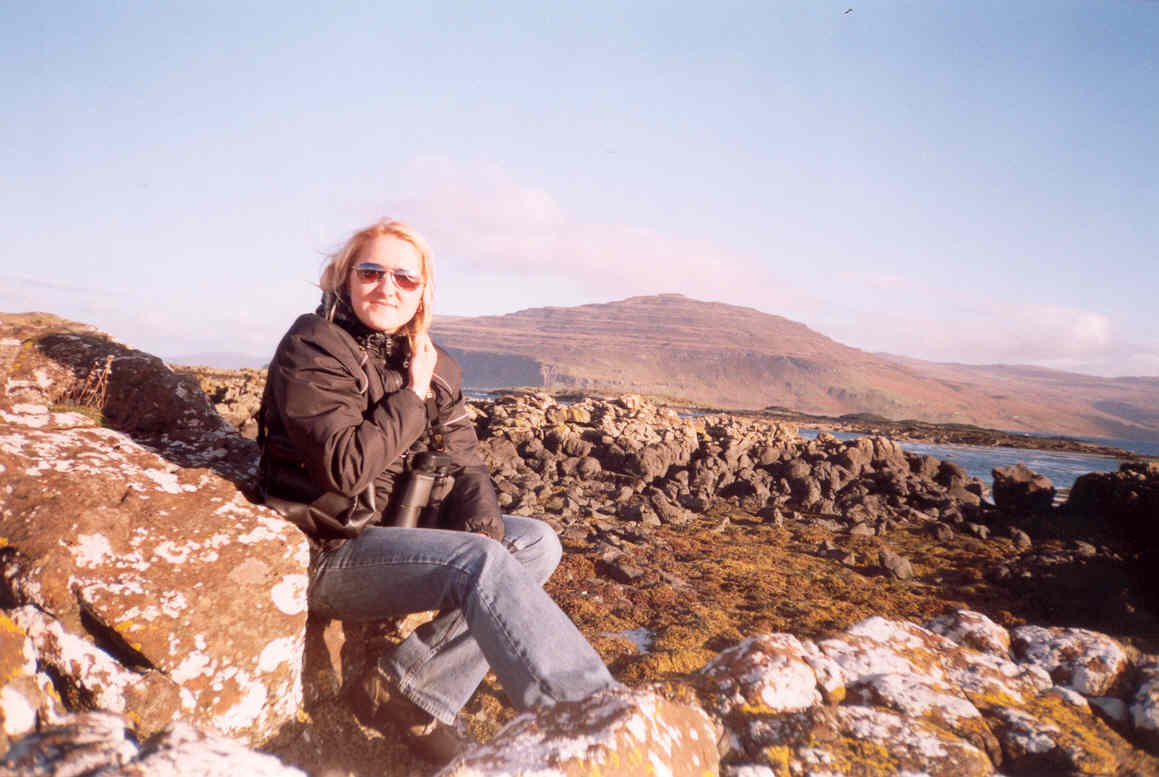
[260,457,378,539]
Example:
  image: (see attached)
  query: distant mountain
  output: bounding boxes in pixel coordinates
[166,352,267,369]
[430,294,1159,441]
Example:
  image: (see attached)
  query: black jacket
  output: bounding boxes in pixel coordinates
[259,312,502,541]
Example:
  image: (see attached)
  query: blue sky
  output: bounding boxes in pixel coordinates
[3,1,1156,375]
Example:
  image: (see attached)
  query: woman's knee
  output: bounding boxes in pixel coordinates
[503,516,562,583]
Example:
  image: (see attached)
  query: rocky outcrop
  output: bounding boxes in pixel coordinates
[9,613,1159,777]
[173,366,266,439]
[0,712,306,776]
[702,611,1159,776]
[0,315,307,749]
[442,687,721,777]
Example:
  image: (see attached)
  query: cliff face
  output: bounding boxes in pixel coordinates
[431,294,1159,441]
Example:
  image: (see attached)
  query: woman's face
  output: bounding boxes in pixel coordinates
[348,235,425,333]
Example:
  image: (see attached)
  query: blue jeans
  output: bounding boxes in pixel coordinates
[307,515,615,725]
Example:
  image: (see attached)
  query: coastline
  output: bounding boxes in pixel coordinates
[754,408,1152,460]
[547,390,1155,461]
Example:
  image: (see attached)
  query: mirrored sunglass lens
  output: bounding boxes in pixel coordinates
[392,271,422,290]
[355,268,386,282]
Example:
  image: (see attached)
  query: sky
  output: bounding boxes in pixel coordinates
[2,0,1157,376]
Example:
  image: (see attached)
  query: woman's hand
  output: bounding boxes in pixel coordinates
[408,334,437,398]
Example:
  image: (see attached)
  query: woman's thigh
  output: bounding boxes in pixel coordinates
[308,526,492,621]
[307,516,561,621]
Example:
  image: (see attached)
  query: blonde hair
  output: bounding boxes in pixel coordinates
[320,220,435,347]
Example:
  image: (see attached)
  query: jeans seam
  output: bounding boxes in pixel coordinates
[393,558,555,706]
[468,564,558,703]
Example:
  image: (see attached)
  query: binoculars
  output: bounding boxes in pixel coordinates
[389,451,453,528]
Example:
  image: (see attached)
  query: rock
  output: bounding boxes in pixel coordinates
[1009,527,1033,551]
[931,522,954,542]
[935,460,969,490]
[1074,540,1098,558]
[992,463,1056,513]
[11,315,1159,776]
[444,687,721,777]
[0,318,308,744]
[698,633,845,715]
[926,610,1011,657]
[0,711,305,776]
[1011,625,1130,697]
[965,522,990,539]
[600,557,647,584]
[988,688,1123,775]
[1131,656,1159,752]
[878,548,914,580]
[649,492,692,527]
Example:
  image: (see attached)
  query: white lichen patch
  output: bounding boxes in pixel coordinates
[234,513,294,545]
[991,706,1059,755]
[0,685,37,737]
[159,590,189,618]
[71,533,114,567]
[1,407,50,428]
[852,674,980,723]
[212,677,267,734]
[258,637,301,673]
[153,540,193,564]
[927,610,1011,656]
[142,467,182,494]
[271,575,308,615]
[838,706,951,759]
[171,652,215,684]
[819,635,945,686]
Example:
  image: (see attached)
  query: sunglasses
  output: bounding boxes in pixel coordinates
[353,262,423,292]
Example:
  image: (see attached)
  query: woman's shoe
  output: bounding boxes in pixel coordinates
[349,671,473,766]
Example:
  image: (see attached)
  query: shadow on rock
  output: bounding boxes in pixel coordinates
[31,328,262,496]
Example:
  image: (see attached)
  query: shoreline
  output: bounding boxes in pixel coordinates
[751,408,1149,461]
[543,390,1153,461]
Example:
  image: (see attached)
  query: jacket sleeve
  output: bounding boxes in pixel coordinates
[431,348,505,541]
[268,317,428,497]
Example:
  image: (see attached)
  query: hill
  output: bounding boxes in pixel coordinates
[430,294,1159,441]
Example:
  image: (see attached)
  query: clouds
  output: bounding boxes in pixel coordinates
[5,151,1152,379]
[385,157,797,310]
[824,297,1153,377]
[364,157,1153,378]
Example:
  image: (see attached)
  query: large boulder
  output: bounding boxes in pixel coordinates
[697,611,1159,775]
[0,315,309,745]
[0,712,306,776]
[442,687,721,777]
[991,463,1056,513]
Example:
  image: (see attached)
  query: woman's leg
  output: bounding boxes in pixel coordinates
[308,515,614,724]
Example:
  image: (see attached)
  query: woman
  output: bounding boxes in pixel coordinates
[258,220,615,764]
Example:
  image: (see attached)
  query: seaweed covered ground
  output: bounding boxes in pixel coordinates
[442,501,1158,744]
